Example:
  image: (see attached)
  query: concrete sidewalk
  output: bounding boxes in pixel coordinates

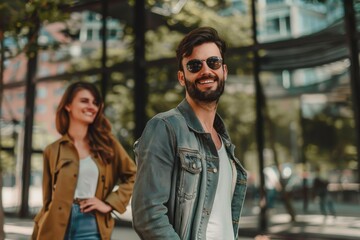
[4,212,360,240]
[237,199,360,240]
[3,216,254,240]
[238,213,360,240]
[4,198,360,240]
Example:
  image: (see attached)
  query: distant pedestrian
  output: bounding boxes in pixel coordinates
[32,81,137,240]
[264,166,281,209]
[312,166,336,217]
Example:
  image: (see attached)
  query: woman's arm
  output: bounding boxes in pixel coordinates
[104,139,137,213]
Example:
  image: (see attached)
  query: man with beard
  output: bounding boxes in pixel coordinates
[131,27,248,240]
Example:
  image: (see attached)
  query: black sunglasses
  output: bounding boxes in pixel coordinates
[186,56,223,73]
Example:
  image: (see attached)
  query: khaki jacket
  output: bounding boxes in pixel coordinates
[32,134,137,240]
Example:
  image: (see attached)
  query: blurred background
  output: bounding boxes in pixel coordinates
[1,0,360,239]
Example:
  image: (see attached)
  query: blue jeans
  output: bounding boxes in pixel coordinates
[64,203,100,240]
[319,194,336,216]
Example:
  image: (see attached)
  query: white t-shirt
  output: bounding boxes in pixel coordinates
[74,156,99,199]
[206,140,235,240]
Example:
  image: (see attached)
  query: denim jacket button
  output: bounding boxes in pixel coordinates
[213,168,218,173]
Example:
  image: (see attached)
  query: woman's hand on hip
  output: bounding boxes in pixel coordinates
[79,197,112,214]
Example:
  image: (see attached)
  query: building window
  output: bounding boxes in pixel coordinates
[266,15,291,36]
[5,94,12,101]
[36,104,47,114]
[54,51,65,61]
[38,66,50,78]
[266,18,280,35]
[17,107,24,115]
[13,61,20,71]
[41,52,50,62]
[87,29,93,40]
[109,29,118,39]
[37,88,47,99]
[266,0,284,4]
[284,16,291,33]
[17,92,25,99]
[87,12,95,21]
[57,63,66,74]
[98,29,103,40]
[54,87,65,96]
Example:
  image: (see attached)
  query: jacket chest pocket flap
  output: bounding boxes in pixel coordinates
[53,158,74,189]
[178,149,202,199]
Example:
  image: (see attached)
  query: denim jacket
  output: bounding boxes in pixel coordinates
[132,99,247,240]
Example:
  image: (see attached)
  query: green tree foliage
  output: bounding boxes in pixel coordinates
[218,86,256,166]
[163,0,253,47]
[89,0,254,149]
[1,0,73,56]
[0,0,26,33]
[0,0,74,219]
[140,0,255,149]
[303,106,356,169]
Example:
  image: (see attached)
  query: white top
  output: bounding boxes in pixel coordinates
[206,140,235,240]
[264,166,279,190]
[74,156,99,199]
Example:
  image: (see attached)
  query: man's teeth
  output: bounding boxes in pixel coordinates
[199,80,214,84]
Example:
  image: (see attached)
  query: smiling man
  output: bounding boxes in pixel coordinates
[131,27,248,240]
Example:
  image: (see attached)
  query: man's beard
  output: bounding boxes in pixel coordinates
[184,74,225,103]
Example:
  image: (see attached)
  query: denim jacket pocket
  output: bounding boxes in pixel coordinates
[178,149,202,200]
[176,149,203,238]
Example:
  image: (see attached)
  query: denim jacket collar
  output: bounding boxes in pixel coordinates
[177,99,231,142]
[177,99,204,134]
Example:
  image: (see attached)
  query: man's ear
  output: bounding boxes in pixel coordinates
[223,64,228,81]
[178,71,186,86]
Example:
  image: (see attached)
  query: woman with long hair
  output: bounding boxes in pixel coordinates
[32,81,137,240]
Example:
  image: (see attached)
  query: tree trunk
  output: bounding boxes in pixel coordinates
[343,0,360,185]
[251,0,267,231]
[133,0,148,139]
[20,21,39,218]
[266,115,296,221]
[0,30,6,240]
[0,173,5,240]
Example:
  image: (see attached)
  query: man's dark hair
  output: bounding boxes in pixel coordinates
[176,27,227,71]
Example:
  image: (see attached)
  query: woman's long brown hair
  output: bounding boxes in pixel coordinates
[56,81,115,163]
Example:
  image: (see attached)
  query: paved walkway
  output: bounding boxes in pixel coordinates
[4,213,360,240]
[3,201,360,240]
[3,217,254,240]
[238,200,360,240]
[238,213,360,240]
